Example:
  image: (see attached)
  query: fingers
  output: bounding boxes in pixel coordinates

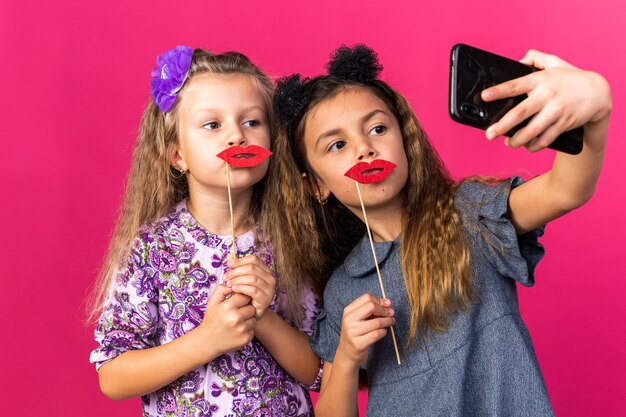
[227,254,271,274]
[225,304,256,347]
[225,272,273,289]
[200,283,257,354]
[343,293,392,319]
[225,292,253,308]
[352,299,394,322]
[481,50,569,103]
[504,107,555,148]
[525,123,562,152]
[337,294,396,366]
[520,49,546,68]
[348,316,395,337]
[230,283,271,300]
[483,64,574,147]
[227,275,274,319]
[520,49,570,70]
[344,293,390,313]
[225,302,256,331]
[207,284,234,305]
[481,72,537,102]
[340,306,395,360]
[224,255,275,318]
[342,294,395,346]
[238,303,257,321]
[225,255,274,288]
[221,302,256,324]
[485,97,543,141]
[493,95,571,151]
[355,327,390,347]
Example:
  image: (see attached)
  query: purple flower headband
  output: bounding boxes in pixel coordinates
[150,45,194,112]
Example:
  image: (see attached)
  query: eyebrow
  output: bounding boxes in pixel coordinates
[192,105,266,119]
[315,109,387,146]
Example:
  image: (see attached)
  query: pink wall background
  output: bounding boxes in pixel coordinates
[1,0,624,415]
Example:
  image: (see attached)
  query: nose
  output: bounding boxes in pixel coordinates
[355,136,376,161]
[227,124,247,147]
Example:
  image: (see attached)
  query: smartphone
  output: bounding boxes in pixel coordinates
[449,43,583,155]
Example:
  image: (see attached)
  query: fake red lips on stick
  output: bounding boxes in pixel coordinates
[345,158,402,365]
[344,159,396,184]
[217,145,272,168]
[217,145,272,257]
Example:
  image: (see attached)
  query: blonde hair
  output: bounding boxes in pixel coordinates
[87,49,275,323]
[264,76,476,343]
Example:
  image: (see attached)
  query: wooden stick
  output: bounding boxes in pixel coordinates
[355,181,401,365]
[226,164,236,258]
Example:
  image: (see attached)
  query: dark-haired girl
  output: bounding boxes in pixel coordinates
[265,45,611,416]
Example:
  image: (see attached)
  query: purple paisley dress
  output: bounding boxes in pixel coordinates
[91,201,322,417]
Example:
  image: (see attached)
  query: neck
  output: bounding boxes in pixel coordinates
[186,185,254,236]
[351,195,405,243]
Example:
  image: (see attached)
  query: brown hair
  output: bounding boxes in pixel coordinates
[87,49,276,323]
[264,76,475,343]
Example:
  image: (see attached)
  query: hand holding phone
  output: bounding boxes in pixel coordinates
[449,44,584,155]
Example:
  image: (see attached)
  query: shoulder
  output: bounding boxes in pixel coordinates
[321,238,371,310]
[328,240,368,286]
[124,202,189,270]
[136,201,187,243]
[113,202,192,290]
[455,177,521,210]
[454,177,528,227]
[455,177,546,286]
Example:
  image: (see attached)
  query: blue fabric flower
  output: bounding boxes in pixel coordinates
[150,45,194,112]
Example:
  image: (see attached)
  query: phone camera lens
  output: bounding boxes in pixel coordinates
[461,103,488,120]
[461,103,478,116]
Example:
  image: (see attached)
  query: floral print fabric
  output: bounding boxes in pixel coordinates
[91,201,321,417]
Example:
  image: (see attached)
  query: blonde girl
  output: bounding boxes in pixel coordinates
[89,46,321,417]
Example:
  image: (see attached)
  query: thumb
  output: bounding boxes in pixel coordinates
[207,284,234,305]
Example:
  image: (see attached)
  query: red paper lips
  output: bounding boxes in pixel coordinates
[217,145,272,168]
[344,159,396,184]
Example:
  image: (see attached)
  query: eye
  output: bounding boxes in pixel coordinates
[202,121,220,130]
[243,119,261,127]
[328,140,346,152]
[369,125,386,135]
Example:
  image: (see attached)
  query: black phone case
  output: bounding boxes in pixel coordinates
[449,43,583,155]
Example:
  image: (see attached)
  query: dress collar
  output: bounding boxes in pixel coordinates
[342,234,398,278]
[174,200,256,251]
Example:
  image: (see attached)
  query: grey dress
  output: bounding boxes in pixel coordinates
[310,178,554,417]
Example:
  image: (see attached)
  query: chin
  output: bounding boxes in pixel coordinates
[229,171,266,190]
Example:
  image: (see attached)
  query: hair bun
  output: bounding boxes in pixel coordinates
[326,44,383,82]
[274,74,312,126]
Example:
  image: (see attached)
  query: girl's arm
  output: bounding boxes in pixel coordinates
[254,310,321,385]
[98,286,255,400]
[314,294,394,417]
[481,50,612,234]
[224,255,320,385]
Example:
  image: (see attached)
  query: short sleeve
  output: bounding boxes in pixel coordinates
[455,177,545,286]
[290,284,324,391]
[89,235,159,370]
[309,283,343,364]
[296,285,322,336]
